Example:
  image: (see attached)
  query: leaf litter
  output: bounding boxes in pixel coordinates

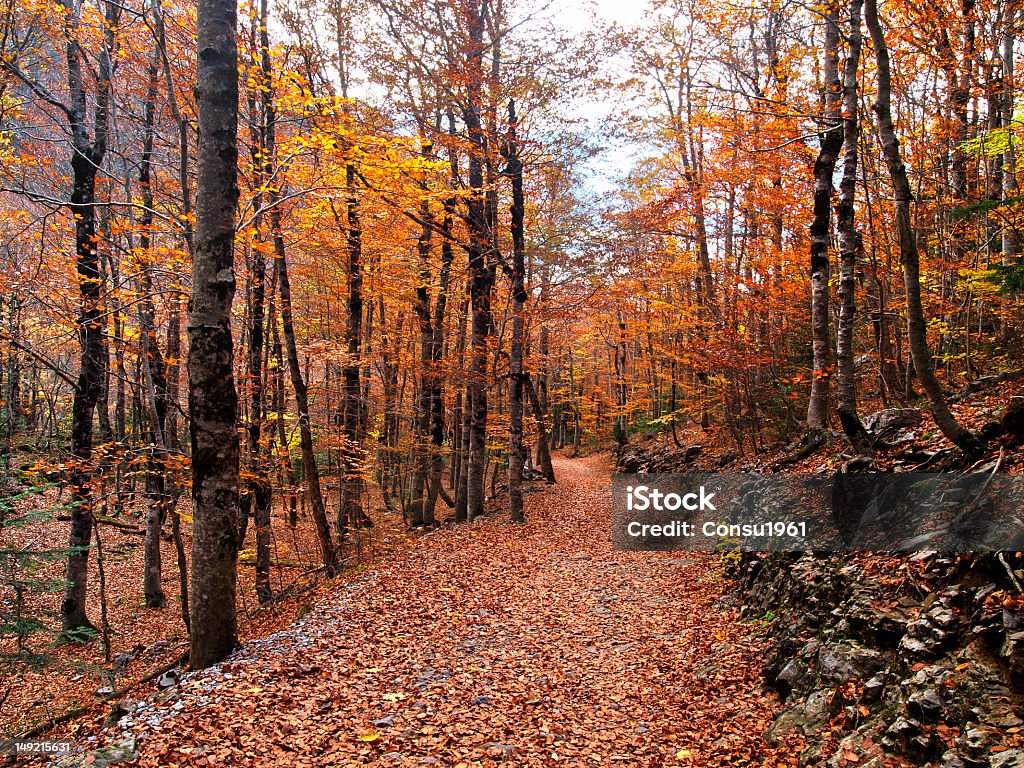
[98,455,801,766]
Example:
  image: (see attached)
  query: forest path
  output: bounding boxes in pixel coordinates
[127,455,790,767]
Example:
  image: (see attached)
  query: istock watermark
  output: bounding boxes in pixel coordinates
[612,473,1024,552]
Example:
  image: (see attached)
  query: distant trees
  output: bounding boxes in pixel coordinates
[604,0,1019,457]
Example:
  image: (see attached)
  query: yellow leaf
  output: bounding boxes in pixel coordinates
[676,748,693,760]
[358,730,380,742]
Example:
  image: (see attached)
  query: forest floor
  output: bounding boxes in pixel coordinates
[73,454,801,767]
[0,464,384,740]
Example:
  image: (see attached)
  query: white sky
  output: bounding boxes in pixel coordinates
[547,0,651,198]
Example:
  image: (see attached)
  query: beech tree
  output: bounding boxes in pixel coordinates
[834,0,872,455]
[806,0,841,434]
[188,0,242,668]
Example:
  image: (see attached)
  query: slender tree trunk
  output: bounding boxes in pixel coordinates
[188,0,241,669]
[249,0,276,605]
[506,100,527,524]
[464,0,493,521]
[276,240,338,571]
[1003,16,1019,263]
[139,49,170,608]
[61,0,118,636]
[167,290,188,631]
[613,313,628,447]
[409,148,434,528]
[426,204,454,520]
[835,0,872,455]
[339,165,368,534]
[533,278,554,481]
[864,0,983,457]
[807,1,842,433]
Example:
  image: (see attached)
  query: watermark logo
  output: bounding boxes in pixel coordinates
[624,484,716,512]
[612,472,1024,553]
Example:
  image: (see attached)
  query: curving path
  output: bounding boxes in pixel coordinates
[113,455,792,767]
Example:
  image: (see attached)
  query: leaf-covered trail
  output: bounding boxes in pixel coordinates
[129,455,796,766]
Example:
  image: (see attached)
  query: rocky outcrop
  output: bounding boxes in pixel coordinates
[863,408,923,443]
[742,553,1024,767]
[616,439,711,473]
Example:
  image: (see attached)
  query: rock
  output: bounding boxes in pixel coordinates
[885,717,938,761]
[112,652,134,670]
[861,673,887,705]
[825,728,884,768]
[864,408,923,440]
[485,743,516,759]
[959,726,1002,761]
[104,699,138,728]
[101,737,137,763]
[818,641,888,683]
[900,633,943,660]
[157,669,179,689]
[1000,398,1024,437]
[1001,631,1024,658]
[1004,609,1022,632]
[765,689,831,743]
[906,689,945,722]
[991,750,1024,768]
[843,600,908,648]
[799,744,823,767]
[928,606,958,630]
[988,711,1024,729]
[470,695,489,706]
[941,751,967,768]
[373,715,395,727]
[775,659,808,700]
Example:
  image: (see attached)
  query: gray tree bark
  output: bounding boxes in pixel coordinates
[807,1,842,433]
[505,100,527,524]
[57,0,119,636]
[188,0,242,669]
[834,0,872,455]
[864,0,983,457]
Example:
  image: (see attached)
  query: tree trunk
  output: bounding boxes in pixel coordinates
[188,0,241,669]
[275,230,338,572]
[864,0,983,457]
[339,164,368,534]
[139,49,170,609]
[807,1,842,433]
[1002,16,1019,263]
[533,276,554,481]
[834,0,872,455]
[506,100,527,524]
[613,312,628,447]
[463,0,493,522]
[61,0,118,637]
[249,0,277,605]
[409,146,435,528]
